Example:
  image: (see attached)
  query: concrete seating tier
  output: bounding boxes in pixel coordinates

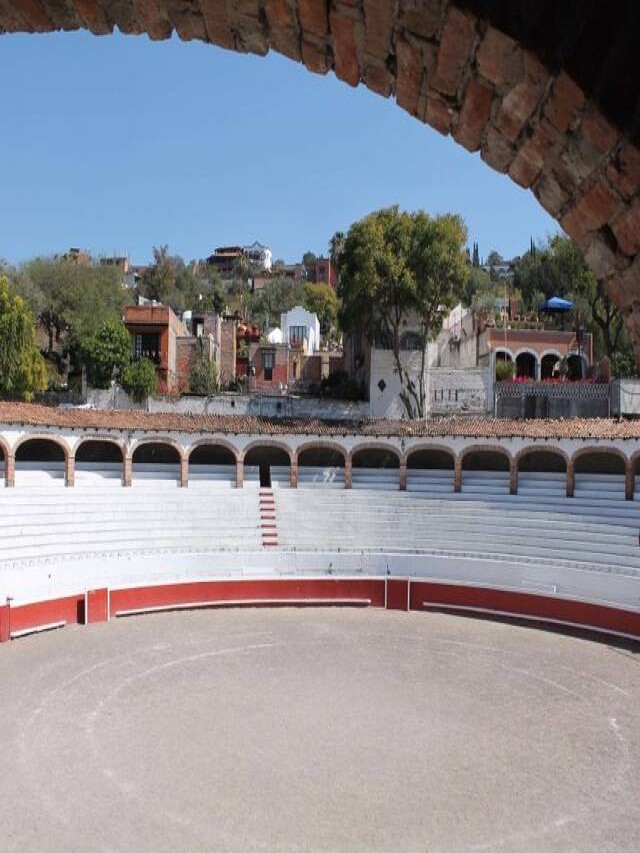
[244,465,291,487]
[297,466,345,488]
[0,484,262,561]
[274,480,640,575]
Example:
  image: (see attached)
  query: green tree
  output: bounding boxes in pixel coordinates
[339,206,468,419]
[472,242,480,267]
[189,356,220,396]
[122,358,158,403]
[81,319,131,389]
[329,231,346,280]
[0,276,48,401]
[303,282,338,336]
[514,234,625,360]
[139,245,176,304]
[247,278,305,328]
[15,257,130,352]
[302,251,317,270]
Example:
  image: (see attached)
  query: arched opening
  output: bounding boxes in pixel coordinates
[517,449,567,497]
[75,440,124,485]
[461,448,511,495]
[567,354,586,381]
[540,353,561,381]
[244,446,291,488]
[132,442,181,486]
[15,438,66,486]
[406,448,455,493]
[574,451,626,499]
[189,444,237,487]
[0,443,5,485]
[297,447,345,488]
[495,350,514,381]
[351,447,400,490]
[515,352,537,380]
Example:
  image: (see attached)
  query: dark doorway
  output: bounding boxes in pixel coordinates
[259,463,271,488]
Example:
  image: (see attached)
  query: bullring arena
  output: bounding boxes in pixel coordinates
[0,402,640,850]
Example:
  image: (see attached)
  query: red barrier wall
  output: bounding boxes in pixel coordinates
[8,594,85,635]
[386,579,410,611]
[86,588,109,624]
[413,581,640,639]
[110,577,386,613]
[1,578,638,643]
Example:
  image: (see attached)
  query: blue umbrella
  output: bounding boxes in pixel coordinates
[539,296,574,312]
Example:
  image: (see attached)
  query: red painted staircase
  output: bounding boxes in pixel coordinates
[259,488,278,547]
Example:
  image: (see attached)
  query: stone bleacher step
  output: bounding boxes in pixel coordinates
[260,489,279,548]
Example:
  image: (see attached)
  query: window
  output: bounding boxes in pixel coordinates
[263,350,275,381]
[289,326,306,346]
[134,333,161,364]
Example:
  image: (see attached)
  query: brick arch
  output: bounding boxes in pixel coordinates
[240,440,294,465]
[571,445,628,472]
[515,445,569,471]
[405,443,457,469]
[0,435,9,463]
[459,443,513,469]
[295,441,347,466]
[187,437,240,464]
[349,442,402,467]
[129,437,186,463]
[3,3,640,352]
[73,435,127,461]
[13,433,70,461]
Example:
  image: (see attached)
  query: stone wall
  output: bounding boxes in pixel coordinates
[369,349,492,417]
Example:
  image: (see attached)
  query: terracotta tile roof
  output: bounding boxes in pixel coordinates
[0,402,638,441]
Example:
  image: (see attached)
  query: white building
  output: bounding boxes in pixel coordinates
[280,306,320,354]
[244,241,272,271]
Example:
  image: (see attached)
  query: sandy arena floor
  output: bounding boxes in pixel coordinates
[0,608,639,852]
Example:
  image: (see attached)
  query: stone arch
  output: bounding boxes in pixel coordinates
[571,445,629,499]
[13,434,70,486]
[4,3,640,352]
[187,439,238,486]
[515,445,568,495]
[406,444,456,469]
[540,350,562,380]
[296,442,347,467]
[514,348,539,380]
[129,437,185,462]
[460,444,513,494]
[241,440,294,465]
[516,446,569,472]
[242,441,293,488]
[74,436,126,485]
[74,435,126,460]
[14,434,69,461]
[350,443,401,468]
[572,446,627,474]
[296,442,347,489]
[3,4,640,353]
[350,443,401,490]
[188,438,239,465]
[406,443,456,493]
[130,438,184,485]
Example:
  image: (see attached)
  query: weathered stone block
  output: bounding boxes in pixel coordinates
[396,36,422,115]
[453,76,493,152]
[612,201,640,258]
[431,5,476,97]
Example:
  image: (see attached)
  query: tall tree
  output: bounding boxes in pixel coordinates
[339,207,468,419]
[472,242,480,268]
[514,234,627,360]
[303,282,338,336]
[329,231,346,280]
[139,245,176,304]
[0,276,48,401]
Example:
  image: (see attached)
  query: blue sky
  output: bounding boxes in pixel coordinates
[0,30,559,266]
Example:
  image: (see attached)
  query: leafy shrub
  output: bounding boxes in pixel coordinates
[189,358,220,396]
[495,360,514,381]
[122,358,158,402]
